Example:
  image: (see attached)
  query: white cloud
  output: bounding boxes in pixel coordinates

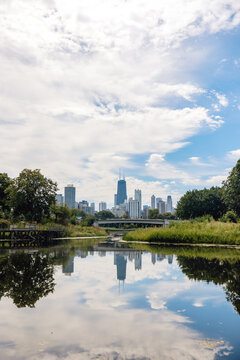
[227,149,240,161]
[0,0,237,202]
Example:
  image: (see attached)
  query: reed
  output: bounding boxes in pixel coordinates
[123,221,240,245]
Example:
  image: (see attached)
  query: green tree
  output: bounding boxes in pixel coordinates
[95,210,115,220]
[148,209,161,219]
[0,173,12,215]
[8,169,57,222]
[176,187,226,220]
[51,204,71,224]
[223,159,240,216]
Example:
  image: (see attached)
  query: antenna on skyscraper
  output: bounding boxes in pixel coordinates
[119,168,121,180]
[123,168,125,180]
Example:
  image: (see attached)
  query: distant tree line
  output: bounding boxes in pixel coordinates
[176,159,240,221]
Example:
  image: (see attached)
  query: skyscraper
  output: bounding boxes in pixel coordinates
[99,202,107,211]
[128,198,140,219]
[157,200,166,214]
[116,174,127,205]
[166,195,173,213]
[134,189,142,214]
[151,195,156,209]
[64,184,76,209]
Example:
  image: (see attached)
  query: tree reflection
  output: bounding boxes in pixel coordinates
[178,256,240,314]
[0,252,55,308]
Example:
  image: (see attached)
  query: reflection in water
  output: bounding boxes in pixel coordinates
[178,256,240,314]
[0,251,55,308]
[0,243,240,358]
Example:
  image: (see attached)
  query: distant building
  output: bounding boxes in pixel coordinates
[78,200,93,214]
[151,195,156,209]
[56,194,63,206]
[90,202,95,214]
[116,173,127,205]
[99,202,107,211]
[128,198,140,219]
[142,205,150,219]
[111,202,127,217]
[134,189,142,214]
[64,185,76,209]
[157,200,166,214]
[114,194,117,206]
[166,195,173,213]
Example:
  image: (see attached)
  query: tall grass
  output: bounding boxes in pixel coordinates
[123,221,240,245]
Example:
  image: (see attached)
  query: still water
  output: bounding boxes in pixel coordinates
[0,239,240,359]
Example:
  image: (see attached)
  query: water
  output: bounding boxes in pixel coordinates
[0,239,240,359]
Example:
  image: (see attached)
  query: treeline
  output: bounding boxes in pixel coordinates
[176,159,240,221]
[0,169,115,227]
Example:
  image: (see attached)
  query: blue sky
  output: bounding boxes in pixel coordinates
[0,0,240,207]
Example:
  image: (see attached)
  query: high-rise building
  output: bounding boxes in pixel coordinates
[157,200,166,214]
[56,194,63,206]
[64,184,76,209]
[116,170,127,205]
[142,205,150,219]
[166,195,173,213]
[99,201,107,211]
[151,195,156,209]
[134,189,142,214]
[128,198,140,219]
[114,194,117,206]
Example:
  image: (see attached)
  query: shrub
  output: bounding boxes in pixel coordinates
[220,211,238,223]
[0,219,10,229]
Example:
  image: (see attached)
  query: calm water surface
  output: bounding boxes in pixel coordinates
[0,239,240,359]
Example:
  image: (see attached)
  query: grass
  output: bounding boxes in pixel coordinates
[123,221,240,245]
[63,225,107,237]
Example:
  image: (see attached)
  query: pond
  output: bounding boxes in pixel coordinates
[0,239,240,359]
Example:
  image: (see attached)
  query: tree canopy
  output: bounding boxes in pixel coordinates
[176,187,226,220]
[223,159,240,216]
[9,169,57,222]
[0,173,12,214]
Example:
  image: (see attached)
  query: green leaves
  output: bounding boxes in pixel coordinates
[223,159,240,216]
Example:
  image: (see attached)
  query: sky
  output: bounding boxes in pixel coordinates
[1,0,240,207]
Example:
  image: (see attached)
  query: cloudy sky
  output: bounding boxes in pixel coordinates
[1,0,240,207]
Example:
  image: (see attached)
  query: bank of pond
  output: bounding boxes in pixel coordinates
[123,221,240,245]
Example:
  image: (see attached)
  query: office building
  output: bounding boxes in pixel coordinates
[142,205,150,219]
[134,189,142,214]
[99,201,107,211]
[56,194,63,206]
[166,195,173,213]
[116,172,127,205]
[64,184,76,209]
[151,195,156,209]
[128,198,140,219]
[157,200,166,214]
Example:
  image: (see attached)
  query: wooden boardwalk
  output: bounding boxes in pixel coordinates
[0,229,63,248]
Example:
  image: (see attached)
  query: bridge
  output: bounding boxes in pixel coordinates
[94,219,167,228]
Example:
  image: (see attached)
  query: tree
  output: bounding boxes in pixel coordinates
[51,204,71,224]
[223,159,240,216]
[95,210,115,220]
[176,187,226,220]
[8,169,57,222]
[0,173,12,214]
[148,209,160,219]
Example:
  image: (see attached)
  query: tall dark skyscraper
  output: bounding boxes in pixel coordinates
[116,171,127,205]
